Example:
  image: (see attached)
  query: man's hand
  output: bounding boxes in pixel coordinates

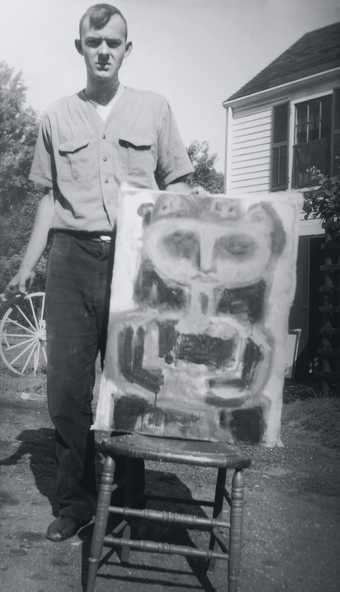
[3,190,54,299]
[7,267,36,295]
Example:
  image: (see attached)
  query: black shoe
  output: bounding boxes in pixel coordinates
[45,516,92,542]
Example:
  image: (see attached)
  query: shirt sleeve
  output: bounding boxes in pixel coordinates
[156,100,194,187]
[29,113,54,188]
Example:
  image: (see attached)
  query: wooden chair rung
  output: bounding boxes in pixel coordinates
[147,493,215,507]
[109,504,229,529]
[103,535,229,561]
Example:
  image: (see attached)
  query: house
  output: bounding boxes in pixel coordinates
[223,21,340,376]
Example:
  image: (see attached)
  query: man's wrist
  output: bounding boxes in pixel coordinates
[19,263,34,274]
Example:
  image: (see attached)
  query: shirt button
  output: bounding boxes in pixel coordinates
[103,156,108,162]
[102,133,106,139]
[104,178,109,183]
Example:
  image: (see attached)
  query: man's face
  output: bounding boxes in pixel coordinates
[77,14,131,83]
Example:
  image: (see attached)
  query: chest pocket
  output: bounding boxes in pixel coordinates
[58,138,93,182]
[118,136,155,187]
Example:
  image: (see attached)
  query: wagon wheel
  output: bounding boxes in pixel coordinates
[0,291,47,375]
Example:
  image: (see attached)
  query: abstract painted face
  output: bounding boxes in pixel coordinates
[143,194,285,292]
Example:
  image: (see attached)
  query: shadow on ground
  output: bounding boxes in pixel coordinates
[0,427,58,516]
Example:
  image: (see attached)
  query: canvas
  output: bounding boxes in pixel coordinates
[94,185,302,446]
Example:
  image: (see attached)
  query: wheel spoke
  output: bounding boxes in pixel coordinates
[3,332,36,338]
[42,344,48,364]
[33,341,41,375]
[5,318,35,334]
[5,336,36,351]
[16,305,36,331]
[9,339,38,366]
[40,292,46,323]
[28,295,39,329]
[21,341,39,374]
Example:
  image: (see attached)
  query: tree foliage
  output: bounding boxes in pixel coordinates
[303,171,340,239]
[0,61,39,214]
[0,62,43,290]
[187,140,224,193]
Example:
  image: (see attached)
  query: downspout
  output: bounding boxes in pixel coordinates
[224,105,233,192]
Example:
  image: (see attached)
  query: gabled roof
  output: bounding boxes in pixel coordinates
[227,21,340,101]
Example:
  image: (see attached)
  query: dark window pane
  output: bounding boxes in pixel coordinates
[334,89,340,130]
[296,125,307,144]
[320,95,332,139]
[292,139,330,188]
[333,133,340,176]
[295,103,307,143]
[309,100,320,141]
[295,96,332,145]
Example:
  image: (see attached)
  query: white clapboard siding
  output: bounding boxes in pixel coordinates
[231,183,270,192]
[230,104,272,192]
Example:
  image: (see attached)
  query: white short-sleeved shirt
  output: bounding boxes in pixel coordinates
[29,86,193,232]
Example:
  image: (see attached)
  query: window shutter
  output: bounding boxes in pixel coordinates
[271,102,289,191]
[331,88,340,176]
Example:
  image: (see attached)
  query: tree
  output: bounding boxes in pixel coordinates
[0,61,40,213]
[303,172,340,395]
[0,62,43,291]
[187,140,224,193]
[303,171,340,239]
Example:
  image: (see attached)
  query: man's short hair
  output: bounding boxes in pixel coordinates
[79,4,128,39]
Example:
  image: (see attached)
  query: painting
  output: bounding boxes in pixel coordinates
[94,184,302,446]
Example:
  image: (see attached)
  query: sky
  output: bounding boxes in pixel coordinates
[1,0,340,169]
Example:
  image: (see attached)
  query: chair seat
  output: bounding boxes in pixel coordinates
[100,432,251,469]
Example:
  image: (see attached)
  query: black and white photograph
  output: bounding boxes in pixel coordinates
[0,1,339,591]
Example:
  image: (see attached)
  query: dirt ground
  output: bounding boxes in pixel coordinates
[0,369,339,592]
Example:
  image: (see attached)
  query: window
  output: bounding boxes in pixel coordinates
[292,95,332,188]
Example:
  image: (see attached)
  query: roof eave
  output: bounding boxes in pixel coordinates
[223,66,340,109]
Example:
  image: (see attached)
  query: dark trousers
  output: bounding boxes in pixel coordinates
[45,232,144,521]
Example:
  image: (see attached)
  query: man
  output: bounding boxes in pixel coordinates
[9,3,193,542]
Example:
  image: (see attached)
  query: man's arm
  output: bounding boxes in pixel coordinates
[8,190,54,293]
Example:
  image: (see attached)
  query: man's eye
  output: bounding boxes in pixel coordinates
[85,38,121,49]
[86,39,101,47]
[106,40,121,48]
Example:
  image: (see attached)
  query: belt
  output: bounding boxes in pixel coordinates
[51,229,114,242]
[91,235,112,243]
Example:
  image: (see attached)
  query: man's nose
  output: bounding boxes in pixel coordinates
[98,40,109,55]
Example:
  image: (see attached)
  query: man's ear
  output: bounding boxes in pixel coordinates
[75,39,83,55]
[125,41,133,58]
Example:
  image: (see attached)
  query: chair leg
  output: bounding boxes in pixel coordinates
[208,467,227,571]
[228,469,244,592]
[120,458,134,563]
[86,455,115,592]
